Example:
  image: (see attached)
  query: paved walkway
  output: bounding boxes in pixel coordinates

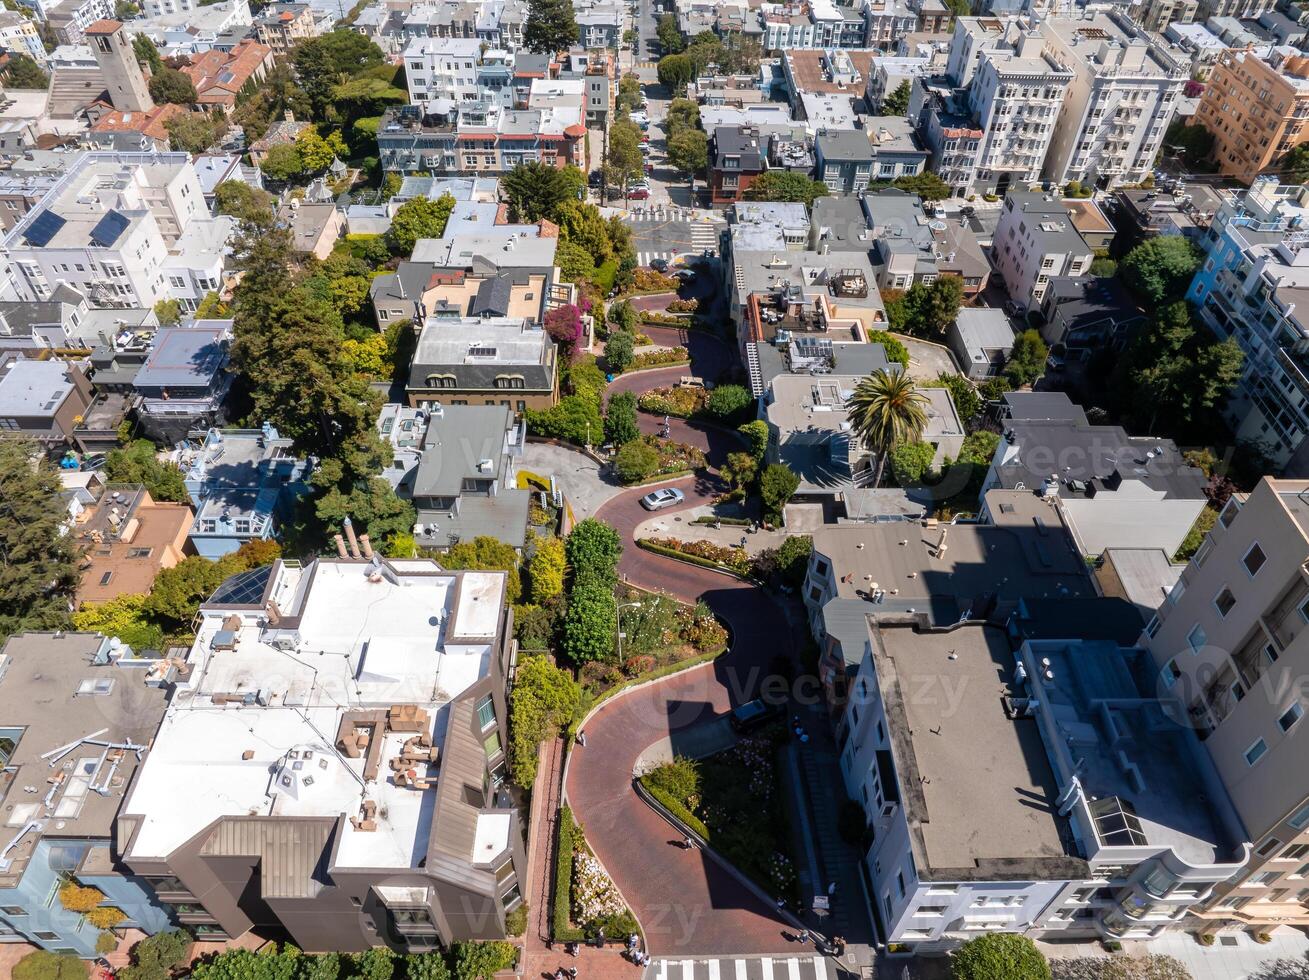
[1146,928,1309,980]
[520,442,623,523]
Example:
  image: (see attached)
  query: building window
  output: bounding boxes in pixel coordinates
[483,730,502,759]
[1161,658,1181,689]
[1291,802,1309,830]
[34,932,59,941]
[1258,837,1285,857]
[98,571,112,587]
[1282,843,1309,861]
[1187,624,1206,653]
[1243,543,1267,577]
[1246,738,1268,766]
[476,694,495,730]
[0,906,24,915]
[1214,587,1236,618]
[1280,702,1304,733]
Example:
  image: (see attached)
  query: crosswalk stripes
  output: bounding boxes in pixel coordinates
[648,955,831,980]
[690,223,720,252]
[637,250,672,267]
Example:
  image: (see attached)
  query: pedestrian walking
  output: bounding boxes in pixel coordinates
[827,881,837,897]
[577,730,587,747]
[797,930,811,945]
[683,835,694,849]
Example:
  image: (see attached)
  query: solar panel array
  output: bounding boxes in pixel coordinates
[23,211,66,247]
[89,209,130,248]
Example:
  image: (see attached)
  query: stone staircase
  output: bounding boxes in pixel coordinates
[794,742,860,941]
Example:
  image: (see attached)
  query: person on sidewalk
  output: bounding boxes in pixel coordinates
[576,730,586,747]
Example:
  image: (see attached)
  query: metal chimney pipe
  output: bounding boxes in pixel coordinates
[359,534,374,560]
[334,534,348,559]
[343,517,360,559]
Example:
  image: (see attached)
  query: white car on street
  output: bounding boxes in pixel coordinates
[640,487,685,511]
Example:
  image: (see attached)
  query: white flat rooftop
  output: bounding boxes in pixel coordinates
[123,558,505,866]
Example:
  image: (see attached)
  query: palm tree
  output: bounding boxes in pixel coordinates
[845,369,929,487]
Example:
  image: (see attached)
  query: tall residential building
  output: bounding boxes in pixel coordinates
[85,18,154,113]
[1198,0,1275,20]
[117,555,526,949]
[403,36,483,104]
[965,33,1073,196]
[1126,0,1198,33]
[1144,477,1309,934]
[1186,178,1309,474]
[1038,11,1187,190]
[1194,48,1309,184]
[804,522,1249,953]
[991,191,1095,307]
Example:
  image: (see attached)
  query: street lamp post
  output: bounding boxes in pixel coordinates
[616,600,643,662]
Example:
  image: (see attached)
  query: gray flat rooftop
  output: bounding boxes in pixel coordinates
[0,359,74,417]
[873,624,1086,879]
[134,325,230,389]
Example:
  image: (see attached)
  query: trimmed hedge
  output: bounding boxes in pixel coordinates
[642,780,711,841]
[690,515,751,526]
[552,805,585,942]
[636,538,754,580]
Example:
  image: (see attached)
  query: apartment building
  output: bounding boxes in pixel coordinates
[1197,0,1275,20]
[41,0,112,45]
[173,424,311,558]
[0,632,173,956]
[407,316,558,410]
[864,0,917,50]
[923,102,985,197]
[979,390,1208,557]
[253,1,317,53]
[404,37,483,103]
[1038,12,1187,190]
[815,129,876,194]
[1126,0,1197,32]
[0,11,47,64]
[967,35,1073,196]
[377,103,586,176]
[0,357,92,445]
[992,191,1095,308]
[862,189,991,296]
[805,522,1249,952]
[409,403,529,550]
[73,484,192,605]
[1194,48,1309,185]
[116,554,526,949]
[0,152,221,310]
[1143,477,1309,934]
[709,126,766,206]
[133,322,233,442]
[1185,179,1309,474]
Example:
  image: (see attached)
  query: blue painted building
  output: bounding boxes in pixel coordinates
[0,633,173,957]
[173,424,312,559]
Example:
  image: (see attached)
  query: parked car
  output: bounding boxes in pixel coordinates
[1004,300,1026,318]
[640,487,685,511]
[650,256,669,272]
[729,698,782,733]
[628,185,650,200]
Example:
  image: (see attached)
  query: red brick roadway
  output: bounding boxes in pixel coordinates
[559,323,810,958]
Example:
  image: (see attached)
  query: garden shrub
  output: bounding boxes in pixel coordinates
[644,755,700,801]
[565,518,622,588]
[629,348,690,370]
[614,440,661,483]
[450,941,516,979]
[508,654,580,788]
[637,385,704,417]
[552,806,583,941]
[951,933,1050,980]
[890,441,937,486]
[623,654,656,675]
[14,951,85,980]
[776,535,812,586]
[867,329,910,368]
[643,537,751,575]
[706,384,751,419]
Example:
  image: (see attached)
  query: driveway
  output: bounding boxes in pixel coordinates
[520,441,623,522]
[895,334,959,381]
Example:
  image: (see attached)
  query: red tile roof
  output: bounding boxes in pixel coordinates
[91,103,186,143]
[84,19,124,34]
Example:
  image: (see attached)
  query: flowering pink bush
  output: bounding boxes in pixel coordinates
[544,304,583,346]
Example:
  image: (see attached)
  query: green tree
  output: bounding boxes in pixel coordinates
[893,171,952,201]
[565,518,622,588]
[609,300,638,333]
[890,441,936,486]
[153,298,181,326]
[350,948,395,980]
[132,33,162,73]
[1119,236,1202,306]
[604,330,635,373]
[1284,143,1309,183]
[105,439,188,501]
[1005,329,1048,387]
[450,941,517,980]
[866,329,909,368]
[845,369,929,487]
[214,180,276,225]
[145,555,230,629]
[509,653,581,785]
[744,170,829,206]
[665,98,700,138]
[667,128,708,178]
[608,119,644,193]
[759,463,799,523]
[295,127,335,172]
[439,536,523,602]
[950,933,1050,980]
[739,419,769,459]
[555,240,596,283]
[524,394,603,446]
[562,581,617,663]
[13,950,85,980]
[387,193,455,254]
[896,276,963,337]
[148,66,197,105]
[522,0,578,53]
[776,534,812,584]
[943,0,971,15]
[72,593,163,651]
[656,12,684,52]
[1112,301,1243,436]
[1164,117,1215,165]
[657,53,694,90]
[5,54,47,89]
[115,0,140,17]
[615,439,660,483]
[405,953,451,980]
[925,372,981,425]
[261,142,305,182]
[721,450,757,496]
[0,441,79,640]
[501,162,586,222]
[605,390,640,445]
[1090,255,1117,277]
[332,75,406,120]
[528,536,566,603]
[292,30,384,116]
[881,79,911,115]
[616,73,642,113]
[119,930,192,980]
[166,110,224,153]
[707,383,750,418]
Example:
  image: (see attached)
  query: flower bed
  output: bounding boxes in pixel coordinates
[639,731,799,901]
[630,270,680,293]
[637,385,705,418]
[627,348,691,371]
[639,310,693,326]
[667,298,699,313]
[649,435,705,473]
[643,537,751,576]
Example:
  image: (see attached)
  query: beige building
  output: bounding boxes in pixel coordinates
[74,484,193,607]
[1146,477,1309,933]
[1195,48,1309,184]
